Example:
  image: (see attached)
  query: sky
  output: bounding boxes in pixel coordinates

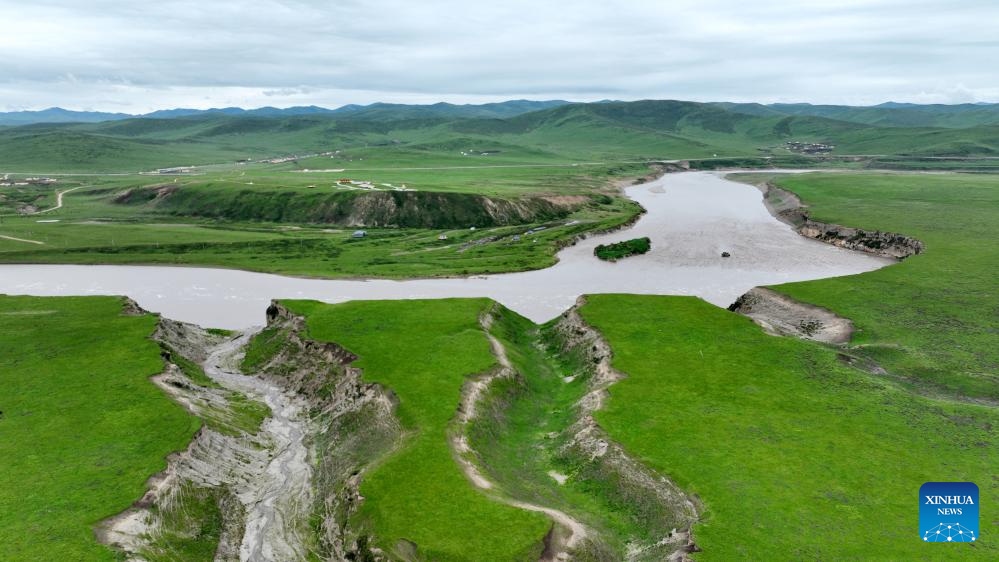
[1,0,998,113]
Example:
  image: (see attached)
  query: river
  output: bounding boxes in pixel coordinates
[0,172,890,329]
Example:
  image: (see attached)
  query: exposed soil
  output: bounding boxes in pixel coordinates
[728,287,854,344]
[112,185,585,229]
[205,333,315,561]
[102,298,704,561]
[258,302,403,561]
[98,317,316,562]
[727,179,924,347]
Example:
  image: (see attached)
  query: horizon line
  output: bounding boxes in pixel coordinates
[3,98,999,116]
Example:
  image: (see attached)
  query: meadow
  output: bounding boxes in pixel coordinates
[4,99,999,282]
[579,294,998,560]
[0,296,198,560]
[0,154,645,278]
[280,298,551,561]
[3,100,999,560]
[736,172,999,402]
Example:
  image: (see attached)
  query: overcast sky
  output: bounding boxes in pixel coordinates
[1,0,997,112]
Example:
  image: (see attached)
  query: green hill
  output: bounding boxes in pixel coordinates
[0,130,241,172]
[5,99,999,172]
[718,101,999,128]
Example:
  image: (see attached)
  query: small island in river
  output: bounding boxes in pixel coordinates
[594,237,652,262]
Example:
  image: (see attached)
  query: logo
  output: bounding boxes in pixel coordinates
[920,482,979,543]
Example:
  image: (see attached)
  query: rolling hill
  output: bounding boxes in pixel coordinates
[716,101,999,128]
[4,99,999,172]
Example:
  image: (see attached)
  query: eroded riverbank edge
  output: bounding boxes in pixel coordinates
[726,173,924,344]
[752,176,923,260]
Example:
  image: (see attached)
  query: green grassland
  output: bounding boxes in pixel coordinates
[0,295,199,560]
[4,99,999,282]
[4,100,999,562]
[279,298,551,561]
[468,304,685,556]
[578,294,998,560]
[274,293,999,559]
[736,172,999,402]
[0,160,643,278]
[5,100,999,176]
[717,101,999,129]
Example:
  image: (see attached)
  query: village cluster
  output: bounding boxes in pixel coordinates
[0,174,58,187]
[785,140,835,154]
[333,178,414,192]
[253,150,341,165]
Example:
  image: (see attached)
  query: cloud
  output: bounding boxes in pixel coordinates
[262,87,317,97]
[1,0,997,111]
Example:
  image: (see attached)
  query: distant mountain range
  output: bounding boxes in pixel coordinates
[3,99,999,128]
[4,98,999,173]
[0,100,572,126]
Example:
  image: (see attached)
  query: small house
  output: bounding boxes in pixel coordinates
[352,230,367,238]
[438,233,448,240]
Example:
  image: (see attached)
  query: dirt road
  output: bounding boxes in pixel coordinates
[36,185,85,214]
[0,185,85,219]
[0,234,44,245]
[448,313,590,560]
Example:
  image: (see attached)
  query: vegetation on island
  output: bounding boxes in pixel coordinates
[594,236,651,261]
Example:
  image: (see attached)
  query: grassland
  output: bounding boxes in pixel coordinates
[0,295,199,560]
[467,304,679,556]
[735,172,999,402]
[5,100,999,561]
[280,298,551,560]
[4,99,999,282]
[6,100,999,176]
[0,160,643,278]
[579,294,998,560]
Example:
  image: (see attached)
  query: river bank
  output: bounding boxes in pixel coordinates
[0,172,890,329]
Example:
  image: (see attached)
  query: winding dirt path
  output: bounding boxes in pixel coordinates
[0,234,44,245]
[203,333,314,562]
[0,184,86,219]
[38,185,85,213]
[449,313,589,560]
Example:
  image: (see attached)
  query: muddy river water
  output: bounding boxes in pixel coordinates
[0,172,890,329]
